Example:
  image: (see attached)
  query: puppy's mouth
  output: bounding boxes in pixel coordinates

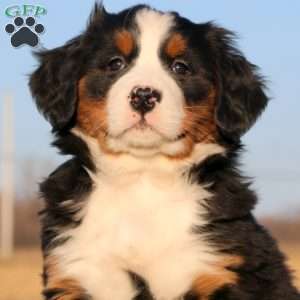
[131,119,153,131]
[112,119,185,144]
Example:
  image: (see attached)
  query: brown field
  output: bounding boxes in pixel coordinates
[0,244,299,300]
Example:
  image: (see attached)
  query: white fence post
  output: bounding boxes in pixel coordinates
[0,92,14,258]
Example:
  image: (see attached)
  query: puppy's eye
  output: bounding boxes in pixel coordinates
[171,60,190,75]
[107,57,126,72]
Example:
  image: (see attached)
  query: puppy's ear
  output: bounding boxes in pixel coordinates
[29,37,82,131]
[207,24,269,137]
[29,3,108,131]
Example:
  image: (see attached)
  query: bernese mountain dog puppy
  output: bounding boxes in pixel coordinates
[29,4,300,300]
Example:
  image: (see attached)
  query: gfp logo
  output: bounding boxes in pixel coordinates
[4,5,47,48]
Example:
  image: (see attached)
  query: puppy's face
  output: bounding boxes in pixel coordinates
[30,5,268,159]
[77,8,217,158]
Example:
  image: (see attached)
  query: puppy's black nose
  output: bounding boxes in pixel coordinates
[130,87,161,115]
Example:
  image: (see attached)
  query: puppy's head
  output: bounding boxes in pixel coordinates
[30,4,268,158]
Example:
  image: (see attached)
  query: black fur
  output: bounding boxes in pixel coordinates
[30,4,299,300]
[40,157,92,252]
[30,36,83,131]
[130,272,153,300]
[189,152,300,299]
[39,133,94,255]
[206,25,269,137]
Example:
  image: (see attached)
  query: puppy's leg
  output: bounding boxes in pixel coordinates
[42,254,139,300]
[188,255,243,300]
[42,256,90,300]
[43,279,91,300]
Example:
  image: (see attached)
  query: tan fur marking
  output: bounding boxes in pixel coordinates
[183,89,218,144]
[44,256,87,299]
[165,33,187,57]
[170,89,218,160]
[77,76,120,156]
[77,76,107,138]
[192,255,244,299]
[115,30,135,56]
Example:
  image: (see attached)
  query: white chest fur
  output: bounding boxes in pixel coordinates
[53,135,225,300]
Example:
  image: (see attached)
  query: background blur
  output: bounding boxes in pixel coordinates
[0,0,299,299]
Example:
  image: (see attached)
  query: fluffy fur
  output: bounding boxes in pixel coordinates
[29,4,300,300]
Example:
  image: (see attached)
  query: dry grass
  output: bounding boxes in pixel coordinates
[0,248,42,300]
[280,243,300,287]
[0,244,299,300]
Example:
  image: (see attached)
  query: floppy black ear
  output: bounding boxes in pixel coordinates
[29,37,82,131]
[29,3,107,131]
[207,25,269,137]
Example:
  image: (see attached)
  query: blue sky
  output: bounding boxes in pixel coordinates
[0,0,299,216]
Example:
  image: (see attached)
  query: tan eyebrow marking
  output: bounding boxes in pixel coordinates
[165,33,187,57]
[115,30,135,56]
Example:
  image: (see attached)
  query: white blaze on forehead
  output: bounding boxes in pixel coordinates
[106,8,185,154]
[135,9,174,65]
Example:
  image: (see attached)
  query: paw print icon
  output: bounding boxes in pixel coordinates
[5,16,44,47]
